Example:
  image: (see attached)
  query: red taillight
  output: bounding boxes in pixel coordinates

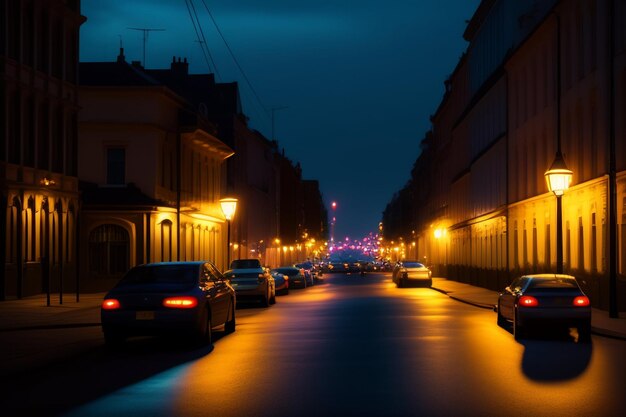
[102,299,121,310]
[163,297,198,308]
[573,296,590,307]
[519,295,539,307]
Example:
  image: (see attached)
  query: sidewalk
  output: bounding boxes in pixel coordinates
[0,292,106,377]
[0,292,104,331]
[430,277,626,340]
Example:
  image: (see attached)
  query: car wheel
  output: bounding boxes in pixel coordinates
[197,312,213,346]
[578,320,592,343]
[261,293,270,307]
[513,309,525,340]
[224,300,236,334]
[497,302,507,327]
[398,278,404,288]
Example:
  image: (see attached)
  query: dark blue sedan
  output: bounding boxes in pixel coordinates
[101,261,236,346]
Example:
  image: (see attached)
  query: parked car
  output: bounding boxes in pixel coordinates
[295,262,315,286]
[273,266,307,289]
[101,261,236,346]
[296,261,322,283]
[270,270,289,295]
[392,261,432,287]
[496,274,592,341]
[224,266,276,307]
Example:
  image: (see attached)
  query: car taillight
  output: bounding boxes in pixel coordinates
[573,296,590,307]
[519,295,539,307]
[102,299,121,310]
[163,297,198,308]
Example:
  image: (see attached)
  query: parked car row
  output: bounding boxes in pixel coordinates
[100,258,320,347]
[388,260,591,342]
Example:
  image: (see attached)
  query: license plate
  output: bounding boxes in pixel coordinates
[136,311,155,320]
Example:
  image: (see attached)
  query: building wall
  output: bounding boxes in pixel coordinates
[400,0,626,311]
[1,0,84,299]
[78,77,231,292]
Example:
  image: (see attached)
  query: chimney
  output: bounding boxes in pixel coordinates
[117,47,126,63]
[171,56,189,77]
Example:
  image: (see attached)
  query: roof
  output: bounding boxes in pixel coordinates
[79,61,162,86]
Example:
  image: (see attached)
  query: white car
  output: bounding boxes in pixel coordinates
[392,261,432,288]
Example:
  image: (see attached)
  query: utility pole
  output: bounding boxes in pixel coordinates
[127,27,165,67]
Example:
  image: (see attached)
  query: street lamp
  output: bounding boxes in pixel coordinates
[220,197,238,267]
[545,152,572,274]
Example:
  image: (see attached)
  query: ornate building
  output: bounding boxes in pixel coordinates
[1,0,85,299]
[78,53,233,291]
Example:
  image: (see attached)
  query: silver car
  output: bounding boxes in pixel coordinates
[392,261,432,288]
[224,267,276,307]
[497,274,592,341]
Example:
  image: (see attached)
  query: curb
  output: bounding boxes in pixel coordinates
[590,327,626,341]
[433,285,626,341]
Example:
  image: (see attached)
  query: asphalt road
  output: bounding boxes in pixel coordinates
[3,272,626,417]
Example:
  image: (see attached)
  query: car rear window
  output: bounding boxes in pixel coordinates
[118,265,198,286]
[403,262,425,268]
[528,278,579,290]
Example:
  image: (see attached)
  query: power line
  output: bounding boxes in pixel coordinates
[184,0,221,79]
[198,0,271,124]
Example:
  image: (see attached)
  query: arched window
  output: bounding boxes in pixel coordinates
[89,224,130,275]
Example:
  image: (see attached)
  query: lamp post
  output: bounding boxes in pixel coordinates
[220,198,238,268]
[545,152,572,274]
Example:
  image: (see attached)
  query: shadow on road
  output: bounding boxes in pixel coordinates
[1,331,231,417]
[517,327,592,381]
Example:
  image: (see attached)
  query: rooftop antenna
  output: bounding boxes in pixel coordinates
[127,27,165,67]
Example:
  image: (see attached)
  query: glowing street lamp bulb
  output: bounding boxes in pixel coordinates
[331,201,337,210]
[545,152,573,196]
[220,198,238,220]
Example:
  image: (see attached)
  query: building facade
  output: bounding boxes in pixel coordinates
[385,0,626,311]
[78,54,233,291]
[1,0,85,299]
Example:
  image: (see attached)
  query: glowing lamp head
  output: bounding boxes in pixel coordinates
[545,152,573,196]
[220,198,238,220]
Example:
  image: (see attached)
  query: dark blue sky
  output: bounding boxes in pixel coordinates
[80,0,480,240]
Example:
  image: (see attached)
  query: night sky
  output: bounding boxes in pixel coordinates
[79,0,481,240]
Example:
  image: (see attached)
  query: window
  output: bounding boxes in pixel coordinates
[106,148,125,185]
[89,224,130,275]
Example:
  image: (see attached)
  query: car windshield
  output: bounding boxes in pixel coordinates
[528,277,579,290]
[403,262,425,268]
[230,259,261,269]
[118,265,198,286]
